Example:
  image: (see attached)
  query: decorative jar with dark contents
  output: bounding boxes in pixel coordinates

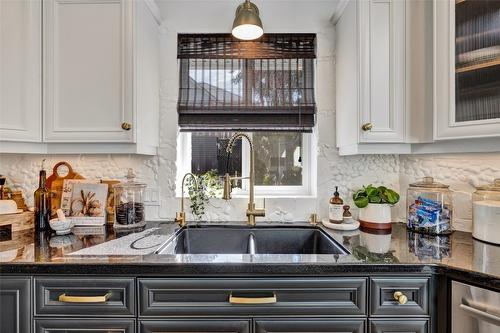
[406,177,452,235]
[113,169,146,229]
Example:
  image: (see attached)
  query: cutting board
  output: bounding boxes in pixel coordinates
[46,161,84,215]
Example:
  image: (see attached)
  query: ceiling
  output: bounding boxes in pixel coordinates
[155,0,343,33]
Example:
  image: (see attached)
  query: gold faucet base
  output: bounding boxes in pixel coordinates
[175,211,186,228]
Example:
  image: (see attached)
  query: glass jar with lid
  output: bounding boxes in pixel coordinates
[472,179,500,245]
[406,177,452,235]
[113,169,146,229]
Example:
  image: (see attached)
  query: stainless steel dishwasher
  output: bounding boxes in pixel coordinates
[452,281,500,333]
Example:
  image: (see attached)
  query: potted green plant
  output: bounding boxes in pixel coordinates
[352,185,400,230]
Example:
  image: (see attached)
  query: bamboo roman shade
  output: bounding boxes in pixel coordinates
[177,34,316,132]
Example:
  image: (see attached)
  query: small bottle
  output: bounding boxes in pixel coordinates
[329,186,344,224]
[34,160,50,231]
[343,205,353,224]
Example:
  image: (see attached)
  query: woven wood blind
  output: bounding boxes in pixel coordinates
[177,34,316,132]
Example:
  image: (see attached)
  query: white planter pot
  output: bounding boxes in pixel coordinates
[358,203,392,230]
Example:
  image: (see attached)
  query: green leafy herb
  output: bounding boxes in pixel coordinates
[185,170,222,220]
[352,184,400,208]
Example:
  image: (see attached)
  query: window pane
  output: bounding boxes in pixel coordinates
[254,132,303,186]
[190,132,303,187]
[180,58,313,109]
[191,132,242,177]
[183,59,243,107]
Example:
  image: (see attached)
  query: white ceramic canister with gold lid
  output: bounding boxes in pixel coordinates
[472,179,500,245]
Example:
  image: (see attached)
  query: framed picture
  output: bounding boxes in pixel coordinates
[61,179,99,216]
[69,183,108,226]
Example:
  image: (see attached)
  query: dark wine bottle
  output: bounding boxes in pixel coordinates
[34,160,50,231]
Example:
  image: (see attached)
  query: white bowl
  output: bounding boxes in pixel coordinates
[49,218,73,235]
[0,200,19,215]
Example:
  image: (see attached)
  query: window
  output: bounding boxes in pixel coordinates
[177,131,313,196]
[176,34,316,196]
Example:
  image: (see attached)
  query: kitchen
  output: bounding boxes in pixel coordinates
[0,0,499,332]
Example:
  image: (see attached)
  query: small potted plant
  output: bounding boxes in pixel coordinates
[352,185,400,230]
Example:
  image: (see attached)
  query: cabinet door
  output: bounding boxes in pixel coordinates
[43,0,134,143]
[139,320,251,333]
[369,319,428,333]
[0,0,42,142]
[35,319,135,333]
[434,0,500,139]
[255,319,365,333]
[359,0,405,143]
[0,277,31,333]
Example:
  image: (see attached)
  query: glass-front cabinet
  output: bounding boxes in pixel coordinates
[435,0,500,139]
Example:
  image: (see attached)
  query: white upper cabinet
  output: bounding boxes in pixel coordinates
[335,0,434,155]
[358,0,405,143]
[43,0,134,143]
[0,0,42,142]
[434,0,500,140]
[0,0,159,154]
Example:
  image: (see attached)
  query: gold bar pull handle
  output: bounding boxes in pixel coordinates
[58,293,111,303]
[229,292,277,304]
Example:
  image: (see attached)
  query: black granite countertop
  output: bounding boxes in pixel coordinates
[0,221,499,290]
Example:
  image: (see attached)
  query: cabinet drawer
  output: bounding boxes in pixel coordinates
[35,277,135,317]
[139,319,251,333]
[370,277,429,316]
[34,318,135,333]
[139,278,367,316]
[0,277,31,333]
[255,319,365,333]
[369,319,428,333]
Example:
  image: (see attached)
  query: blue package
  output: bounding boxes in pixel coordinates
[417,196,443,210]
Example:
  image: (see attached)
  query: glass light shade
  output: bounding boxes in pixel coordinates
[232,24,264,40]
[232,1,264,40]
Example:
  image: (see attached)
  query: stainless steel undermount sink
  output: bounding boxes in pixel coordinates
[155,225,349,255]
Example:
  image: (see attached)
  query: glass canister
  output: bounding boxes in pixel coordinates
[472,179,500,245]
[406,177,453,235]
[113,169,146,228]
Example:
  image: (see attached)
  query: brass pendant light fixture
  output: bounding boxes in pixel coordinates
[231,0,264,40]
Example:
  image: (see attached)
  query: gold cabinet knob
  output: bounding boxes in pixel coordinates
[393,291,408,305]
[121,122,132,131]
[361,123,373,131]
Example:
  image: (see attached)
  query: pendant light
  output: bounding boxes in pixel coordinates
[231,0,264,40]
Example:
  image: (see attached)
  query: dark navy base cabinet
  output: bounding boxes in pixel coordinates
[0,275,432,333]
[0,277,31,333]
